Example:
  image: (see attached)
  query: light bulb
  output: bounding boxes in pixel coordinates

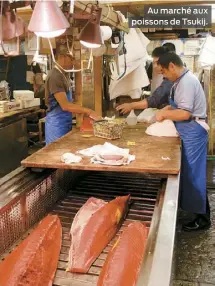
[100,26,112,41]
[70,0,75,13]
[35,29,66,39]
[80,40,101,49]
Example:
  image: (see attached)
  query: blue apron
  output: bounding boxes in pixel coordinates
[170,70,208,214]
[45,90,72,145]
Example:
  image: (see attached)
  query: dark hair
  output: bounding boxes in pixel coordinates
[152,46,170,58]
[31,62,41,74]
[158,52,183,68]
[162,42,176,52]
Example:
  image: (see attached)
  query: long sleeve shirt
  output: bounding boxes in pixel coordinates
[146,78,173,109]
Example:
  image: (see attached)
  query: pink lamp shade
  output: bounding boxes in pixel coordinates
[79,7,103,49]
[28,0,70,38]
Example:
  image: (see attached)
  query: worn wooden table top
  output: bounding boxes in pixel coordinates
[22,125,181,175]
[0,107,40,123]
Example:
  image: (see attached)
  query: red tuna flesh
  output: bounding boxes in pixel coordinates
[68,195,130,273]
[0,215,62,286]
[97,222,148,286]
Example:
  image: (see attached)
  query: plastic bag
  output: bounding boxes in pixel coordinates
[137,108,158,123]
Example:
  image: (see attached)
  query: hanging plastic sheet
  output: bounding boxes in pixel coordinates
[109,28,150,100]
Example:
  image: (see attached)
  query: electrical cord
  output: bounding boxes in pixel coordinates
[117,31,127,80]
[82,3,94,14]
[0,0,3,45]
[109,31,127,81]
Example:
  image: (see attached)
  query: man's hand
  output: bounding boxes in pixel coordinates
[156,108,191,122]
[162,105,172,111]
[88,110,102,121]
[156,110,166,122]
[116,103,132,114]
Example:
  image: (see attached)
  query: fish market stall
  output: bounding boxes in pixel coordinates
[0,106,40,177]
[0,125,181,286]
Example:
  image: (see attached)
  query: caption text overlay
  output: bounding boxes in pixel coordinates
[128,6,212,29]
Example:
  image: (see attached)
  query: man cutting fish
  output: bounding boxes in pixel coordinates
[155,52,211,231]
[45,42,100,145]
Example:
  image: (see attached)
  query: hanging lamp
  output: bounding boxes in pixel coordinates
[79,5,103,49]
[28,0,70,38]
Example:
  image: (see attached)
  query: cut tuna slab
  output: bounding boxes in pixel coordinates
[0,215,62,286]
[97,222,148,286]
[68,195,130,273]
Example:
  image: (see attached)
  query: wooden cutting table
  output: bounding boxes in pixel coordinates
[22,125,181,175]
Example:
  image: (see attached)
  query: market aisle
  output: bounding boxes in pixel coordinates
[173,161,215,286]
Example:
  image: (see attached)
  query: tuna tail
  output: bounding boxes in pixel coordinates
[115,194,130,224]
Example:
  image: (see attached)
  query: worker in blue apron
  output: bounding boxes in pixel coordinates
[155,52,211,231]
[45,75,73,145]
[45,51,100,145]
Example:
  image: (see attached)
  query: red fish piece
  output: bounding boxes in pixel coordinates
[68,195,130,273]
[0,215,62,286]
[97,222,148,286]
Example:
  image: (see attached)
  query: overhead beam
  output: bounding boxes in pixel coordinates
[74,1,129,33]
[110,5,140,16]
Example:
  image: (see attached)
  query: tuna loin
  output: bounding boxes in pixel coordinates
[0,215,62,286]
[68,195,130,273]
[97,222,148,286]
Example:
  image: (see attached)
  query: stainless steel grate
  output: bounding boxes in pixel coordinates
[0,200,23,254]
[51,172,164,286]
[0,170,165,286]
[0,170,65,256]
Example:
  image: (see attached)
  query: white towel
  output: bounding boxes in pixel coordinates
[61,153,82,164]
[77,142,135,165]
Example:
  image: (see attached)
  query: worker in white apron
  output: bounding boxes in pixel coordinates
[155,52,211,231]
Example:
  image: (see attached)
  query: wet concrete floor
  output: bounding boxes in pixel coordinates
[173,161,215,286]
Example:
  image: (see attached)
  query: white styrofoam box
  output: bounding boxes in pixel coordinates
[32,98,40,107]
[0,101,9,112]
[0,100,21,113]
[17,100,25,109]
[13,90,34,101]
[7,101,21,111]
[21,98,40,109]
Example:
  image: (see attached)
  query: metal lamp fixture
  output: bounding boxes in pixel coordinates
[100,26,112,41]
[79,6,103,49]
[28,0,70,38]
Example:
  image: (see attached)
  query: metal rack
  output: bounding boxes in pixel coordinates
[0,167,179,286]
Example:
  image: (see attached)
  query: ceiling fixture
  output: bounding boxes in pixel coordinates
[70,0,75,14]
[28,0,70,38]
[78,5,103,49]
[100,26,112,41]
